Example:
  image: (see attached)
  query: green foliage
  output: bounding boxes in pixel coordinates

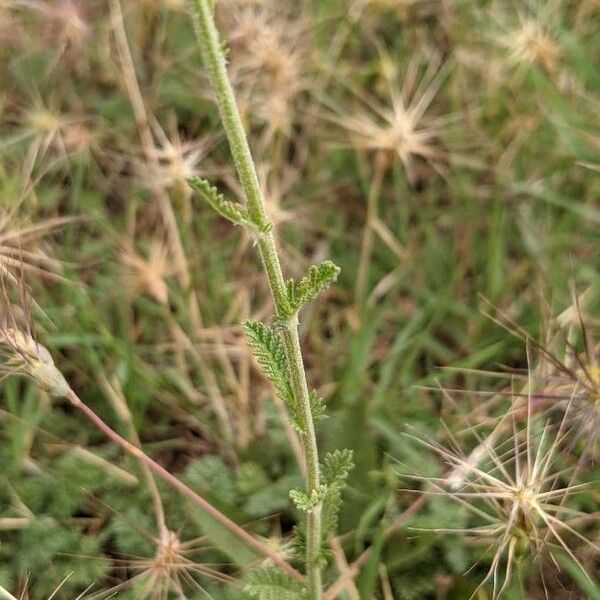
[321,449,354,538]
[393,572,438,600]
[308,390,327,423]
[188,176,268,232]
[242,320,294,407]
[9,518,108,597]
[243,321,331,437]
[236,461,269,495]
[412,497,470,573]
[245,567,307,600]
[290,486,324,511]
[322,448,354,486]
[244,474,301,518]
[290,449,353,566]
[185,455,238,505]
[285,260,341,315]
[289,390,327,432]
[183,456,259,566]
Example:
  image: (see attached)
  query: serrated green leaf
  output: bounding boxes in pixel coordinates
[188,176,259,229]
[321,449,354,538]
[286,260,340,314]
[322,449,354,486]
[242,321,294,408]
[242,321,321,435]
[245,567,306,600]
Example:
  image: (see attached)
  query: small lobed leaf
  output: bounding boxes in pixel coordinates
[322,448,354,487]
[291,450,354,566]
[292,524,306,562]
[309,390,327,423]
[286,260,340,314]
[321,449,354,539]
[289,411,306,435]
[245,567,307,600]
[188,176,257,229]
[289,486,325,512]
[243,321,294,408]
[291,525,332,568]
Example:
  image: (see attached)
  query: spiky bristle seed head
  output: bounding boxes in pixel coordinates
[328,52,452,183]
[403,405,598,598]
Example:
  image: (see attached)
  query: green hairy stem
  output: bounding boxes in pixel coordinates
[189,0,325,595]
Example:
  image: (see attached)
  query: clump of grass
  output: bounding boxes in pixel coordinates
[0,1,353,596]
[0,287,302,585]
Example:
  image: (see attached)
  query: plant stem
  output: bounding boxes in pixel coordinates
[189,1,323,595]
[281,317,322,596]
[65,387,303,582]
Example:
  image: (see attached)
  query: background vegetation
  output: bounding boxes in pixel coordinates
[0,0,599,598]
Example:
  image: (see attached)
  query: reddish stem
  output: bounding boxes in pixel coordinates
[66,389,303,582]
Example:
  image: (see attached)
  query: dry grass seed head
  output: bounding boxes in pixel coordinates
[88,526,236,600]
[255,164,308,230]
[482,291,600,459]
[3,93,93,167]
[4,0,90,68]
[0,199,72,285]
[120,238,175,306]
[35,0,89,50]
[491,2,563,77]
[0,279,68,397]
[327,50,454,184]
[534,289,600,454]
[404,389,599,598]
[138,117,212,199]
[11,96,69,158]
[222,0,313,142]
